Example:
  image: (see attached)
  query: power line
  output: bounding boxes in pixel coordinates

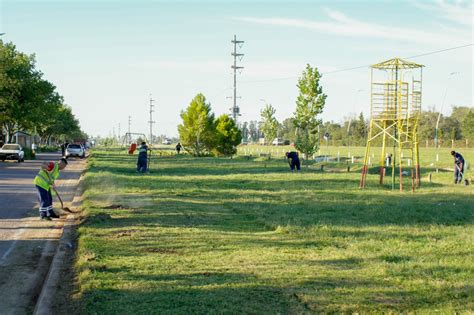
[238,43,473,85]
[405,43,473,59]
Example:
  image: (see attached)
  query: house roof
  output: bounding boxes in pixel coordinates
[13,131,31,136]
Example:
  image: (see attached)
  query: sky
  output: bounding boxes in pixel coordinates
[0,0,472,138]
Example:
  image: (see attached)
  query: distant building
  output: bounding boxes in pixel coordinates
[12,131,32,148]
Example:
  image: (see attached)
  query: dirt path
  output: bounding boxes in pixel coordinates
[0,154,86,314]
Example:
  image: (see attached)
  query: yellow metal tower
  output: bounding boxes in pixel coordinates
[360,58,423,191]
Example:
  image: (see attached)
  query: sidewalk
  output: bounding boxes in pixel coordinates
[0,155,87,313]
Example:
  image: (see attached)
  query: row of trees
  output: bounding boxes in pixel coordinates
[240,105,473,148]
[178,93,242,156]
[178,64,327,157]
[0,41,85,145]
[178,62,471,157]
[246,64,327,157]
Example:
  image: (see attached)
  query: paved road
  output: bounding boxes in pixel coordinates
[0,153,86,314]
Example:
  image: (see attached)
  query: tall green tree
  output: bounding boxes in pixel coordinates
[293,64,327,157]
[214,114,242,156]
[461,110,474,140]
[450,106,472,124]
[39,104,83,143]
[0,41,39,141]
[260,104,278,144]
[418,110,439,141]
[353,112,367,145]
[240,121,249,142]
[248,120,259,142]
[177,93,215,156]
[279,118,297,143]
[0,40,85,144]
[440,116,461,140]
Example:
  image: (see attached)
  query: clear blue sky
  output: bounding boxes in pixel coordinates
[1,0,472,137]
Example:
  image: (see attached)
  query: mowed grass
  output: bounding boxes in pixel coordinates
[75,148,473,313]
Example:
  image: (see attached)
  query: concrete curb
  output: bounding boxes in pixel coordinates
[33,166,87,315]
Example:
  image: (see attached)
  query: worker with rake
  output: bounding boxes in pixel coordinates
[451,150,465,184]
[136,142,149,173]
[33,158,68,220]
[286,151,301,172]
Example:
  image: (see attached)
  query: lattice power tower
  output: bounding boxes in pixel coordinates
[360,58,423,191]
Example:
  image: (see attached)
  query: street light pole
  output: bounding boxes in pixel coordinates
[148,95,155,144]
[435,72,459,148]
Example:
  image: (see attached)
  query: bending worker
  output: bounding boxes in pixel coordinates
[285,151,301,172]
[137,141,149,173]
[451,150,465,184]
[33,158,68,220]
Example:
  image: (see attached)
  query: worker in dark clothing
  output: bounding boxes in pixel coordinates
[451,150,465,184]
[176,142,182,155]
[137,142,149,173]
[285,151,301,172]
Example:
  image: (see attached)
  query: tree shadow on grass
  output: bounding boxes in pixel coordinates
[84,180,473,234]
[77,266,472,313]
[80,279,304,314]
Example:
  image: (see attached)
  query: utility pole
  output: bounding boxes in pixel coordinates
[230,35,244,123]
[118,123,121,143]
[148,95,155,144]
[128,115,132,143]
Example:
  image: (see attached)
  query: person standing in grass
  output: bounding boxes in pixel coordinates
[33,158,68,220]
[286,151,301,172]
[451,150,465,184]
[176,142,182,155]
[137,142,149,173]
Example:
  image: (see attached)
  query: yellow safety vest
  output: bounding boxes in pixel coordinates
[33,162,60,191]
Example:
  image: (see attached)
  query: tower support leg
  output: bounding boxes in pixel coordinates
[379,121,387,185]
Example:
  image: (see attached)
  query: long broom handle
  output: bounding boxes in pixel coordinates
[52,186,64,209]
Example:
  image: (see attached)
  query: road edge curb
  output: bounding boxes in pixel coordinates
[33,162,88,315]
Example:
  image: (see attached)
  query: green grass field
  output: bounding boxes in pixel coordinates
[74,147,473,313]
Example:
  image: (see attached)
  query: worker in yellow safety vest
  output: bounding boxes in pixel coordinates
[33,158,68,220]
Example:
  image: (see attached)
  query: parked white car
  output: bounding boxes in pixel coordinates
[0,144,25,163]
[162,139,172,145]
[272,138,285,146]
[65,143,85,158]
